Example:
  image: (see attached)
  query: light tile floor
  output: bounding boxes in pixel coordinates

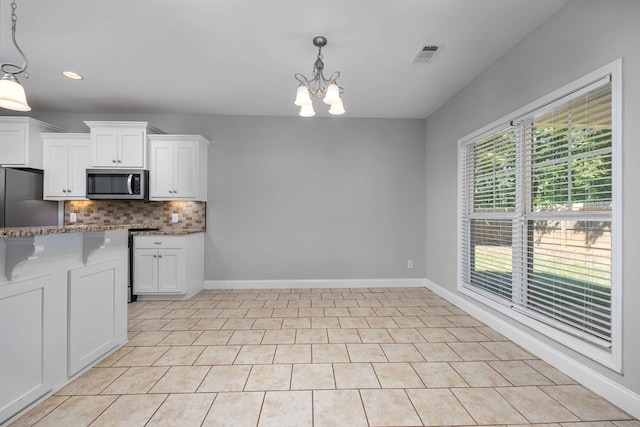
[11,287,639,427]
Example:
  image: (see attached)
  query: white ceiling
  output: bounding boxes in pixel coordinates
[0,0,569,119]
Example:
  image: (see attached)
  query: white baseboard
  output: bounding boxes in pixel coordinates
[204,278,427,290]
[424,278,640,420]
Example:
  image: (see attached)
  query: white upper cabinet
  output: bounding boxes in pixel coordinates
[148,135,209,201]
[84,121,162,169]
[42,133,91,200]
[0,117,64,169]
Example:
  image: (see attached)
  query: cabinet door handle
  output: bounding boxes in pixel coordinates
[112,159,117,163]
[62,189,67,193]
[67,189,71,193]
[154,242,162,245]
[117,159,122,163]
[158,255,163,258]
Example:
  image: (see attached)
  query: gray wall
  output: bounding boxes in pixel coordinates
[32,113,426,282]
[207,117,426,281]
[423,0,640,394]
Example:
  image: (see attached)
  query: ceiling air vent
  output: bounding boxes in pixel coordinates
[411,44,442,64]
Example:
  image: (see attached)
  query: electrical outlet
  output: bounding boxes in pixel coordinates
[171,213,179,223]
[407,260,413,269]
[70,212,77,223]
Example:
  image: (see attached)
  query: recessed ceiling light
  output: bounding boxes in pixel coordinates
[62,71,83,80]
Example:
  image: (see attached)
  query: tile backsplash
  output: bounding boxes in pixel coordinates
[64,200,206,231]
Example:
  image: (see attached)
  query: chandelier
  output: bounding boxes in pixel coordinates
[0,0,31,111]
[294,36,345,117]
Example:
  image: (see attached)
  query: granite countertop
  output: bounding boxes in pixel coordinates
[131,229,205,236]
[0,223,156,239]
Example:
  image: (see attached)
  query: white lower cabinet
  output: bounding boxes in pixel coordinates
[0,230,128,425]
[134,248,183,294]
[0,275,56,425]
[134,233,204,299]
[68,261,123,376]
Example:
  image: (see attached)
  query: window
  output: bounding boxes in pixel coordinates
[458,61,621,370]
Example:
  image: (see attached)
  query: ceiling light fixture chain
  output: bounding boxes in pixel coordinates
[1,0,28,77]
[294,36,345,117]
[0,0,31,111]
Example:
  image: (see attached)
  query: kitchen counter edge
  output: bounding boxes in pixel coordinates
[131,229,205,236]
[0,223,156,239]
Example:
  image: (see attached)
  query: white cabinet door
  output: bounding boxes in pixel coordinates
[68,263,118,376]
[92,129,119,167]
[148,135,208,201]
[133,236,188,296]
[174,142,198,198]
[0,124,27,166]
[1,117,63,168]
[0,276,54,425]
[43,134,90,200]
[44,141,69,198]
[119,128,145,168]
[90,128,145,168]
[86,122,156,169]
[134,249,158,293]
[68,142,90,198]
[133,234,203,299]
[157,249,183,293]
[149,141,197,199]
[133,249,184,294]
[149,142,175,198]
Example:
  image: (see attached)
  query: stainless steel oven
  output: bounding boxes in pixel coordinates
[86,169,149,200]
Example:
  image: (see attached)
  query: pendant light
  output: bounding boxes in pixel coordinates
[294,36,345,117]
[0,0,31,112]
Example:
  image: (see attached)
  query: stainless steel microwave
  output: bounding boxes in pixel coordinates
[86,169,149,200]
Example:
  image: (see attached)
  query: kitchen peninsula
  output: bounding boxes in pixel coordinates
[0,224,145,425]
[0,118,209,424]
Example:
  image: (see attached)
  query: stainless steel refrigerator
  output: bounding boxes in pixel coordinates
[0,167,59,228]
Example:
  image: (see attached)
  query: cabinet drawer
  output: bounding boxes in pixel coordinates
[134,235,185,249]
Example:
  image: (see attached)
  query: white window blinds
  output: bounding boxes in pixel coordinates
[460,127,517,303]
[459,78,614,349]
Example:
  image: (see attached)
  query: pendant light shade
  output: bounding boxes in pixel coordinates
[328,98,345,116]
[299,103,316,117]
[294,85,312,106]
[0,74,31,111]
[322,83,340,105]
